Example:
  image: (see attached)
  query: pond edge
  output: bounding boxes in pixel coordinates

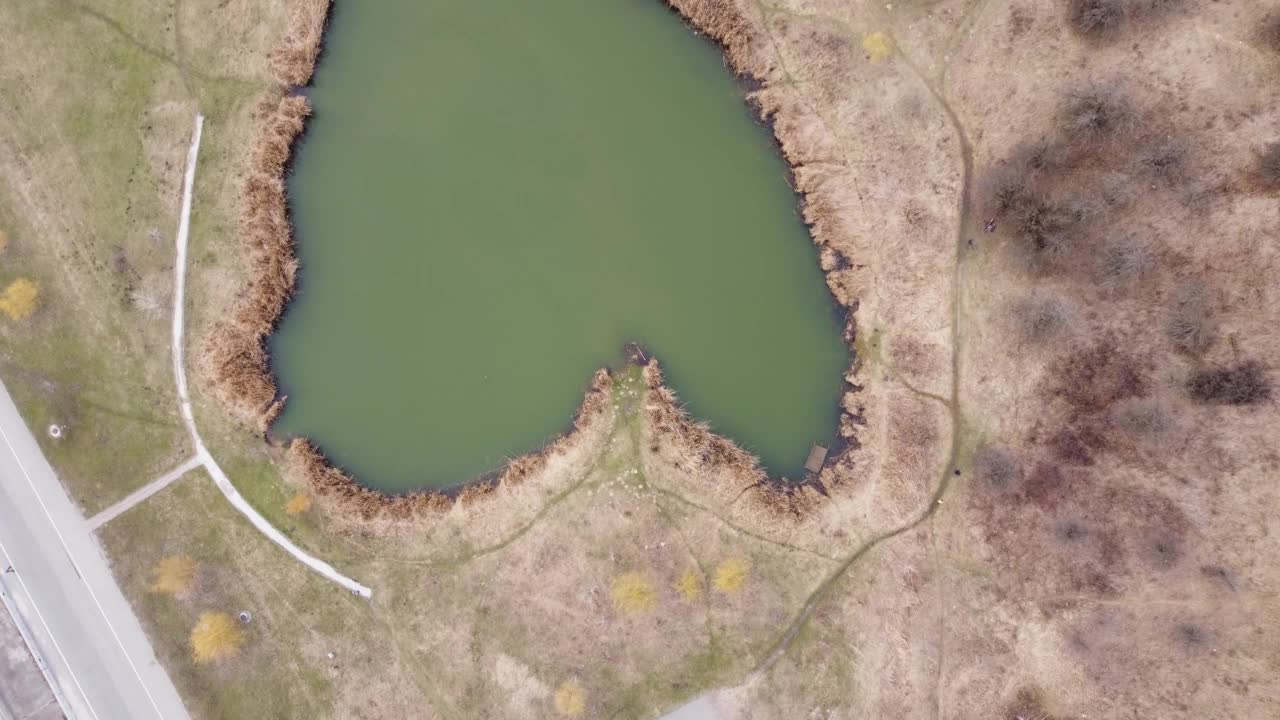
[199,0,868,531]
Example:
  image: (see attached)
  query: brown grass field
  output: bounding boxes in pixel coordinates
[3,0,1279,717]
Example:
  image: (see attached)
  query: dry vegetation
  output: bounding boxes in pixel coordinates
[646,0,1279,717]
[201,93,309,431]
[554,679,588,718]
[148,555,198,598]
[189,611,246,664]
[12,0,1278,716]
[0,0,206,513]
[284,491,311,515]
[0,277,38,321]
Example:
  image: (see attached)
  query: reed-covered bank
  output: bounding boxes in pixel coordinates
[284,370,613,531]
[201,92,308,431]
[200,0,332,431]
[203,0,869,531]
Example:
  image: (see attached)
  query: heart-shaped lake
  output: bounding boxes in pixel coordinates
[270,0,850,491]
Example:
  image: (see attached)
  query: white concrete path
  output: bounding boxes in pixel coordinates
[659,695,729,720]
[86,455,201,531]
[170,115,372,599]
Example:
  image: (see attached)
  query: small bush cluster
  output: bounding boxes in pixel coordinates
[1013,296,1070,341]
[1138,141,1186,183]
[1166,311,1212,353]
[1067,0,1184,39]
[973,445,1021,491]
[981,88,1147,271]
[675,568,703,600]
[1099,236,1151,283]
[1054,340,1148,415]
[1165,283,1214,353]
[190,611,246,664]
[285,491,312,515]
[1111,398,1170,435]
[1187,362,1271,405]
[610,572,657,614]
[0,278,39,321]
[1260,13,1280,53]
[712,558,749,593]
[1258,142,1280,190]
[1068,0,1126,37]
[1059,87,1133,141]
[148,555,197,598]
[994,183,1094,264]
[553,679,586,718]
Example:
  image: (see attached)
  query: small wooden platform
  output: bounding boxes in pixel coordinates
[804,444,829,475]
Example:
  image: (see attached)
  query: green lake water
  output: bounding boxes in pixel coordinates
[271,0,850,491]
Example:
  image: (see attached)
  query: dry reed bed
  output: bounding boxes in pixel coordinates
[204,0,869,532]
[653,0,871,516]
[285,369,612,530]
[270,0,332,87]
[642,358,861,520]
[201,0,333,430]
[201,92,308,431]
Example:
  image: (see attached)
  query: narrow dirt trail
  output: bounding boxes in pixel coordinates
[741,4,979,683]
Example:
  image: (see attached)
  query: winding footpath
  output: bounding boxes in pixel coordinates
[170,115,373,599]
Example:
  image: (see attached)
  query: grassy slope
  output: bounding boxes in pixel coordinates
[0,0,288,517]
[99,468,352,719]
[99,371,836,718]
[0,1,839,717]
[0,0,203,513]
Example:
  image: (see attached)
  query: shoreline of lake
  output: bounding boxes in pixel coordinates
[201,0,870,531]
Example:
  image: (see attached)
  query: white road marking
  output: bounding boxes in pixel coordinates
[0,540,100,720]
[0,424,165,720]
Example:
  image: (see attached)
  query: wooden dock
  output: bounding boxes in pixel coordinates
[804,444,829,475]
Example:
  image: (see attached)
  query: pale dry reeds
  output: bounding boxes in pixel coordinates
[282,370,614,530]
[269,0,332,86]
[201,94,309,431]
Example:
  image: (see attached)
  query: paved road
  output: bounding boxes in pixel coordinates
[0,379,189,720]
[0,593,61,720]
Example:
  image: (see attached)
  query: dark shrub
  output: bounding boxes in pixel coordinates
[1012,196,1085,260]
[1112,398,1171,435]
[1177,623,1206,647]
[1014,296,1069,341]
[1167,283,1214,353]
[1144,0,1183,15]
[1055,519,1090,542]
[1259,142,1280,190]
[1060,87,1133,139]
[1139,141,1186,182]
[1166,312,1213,353]
[1149,535,1183,568]
[973,445,1021,491]
[1260,14,1280,53]
[989,170,1029,213]
[1068,0,1127,37]
[1187,362,1271,405]
[1099,236,1151,283]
